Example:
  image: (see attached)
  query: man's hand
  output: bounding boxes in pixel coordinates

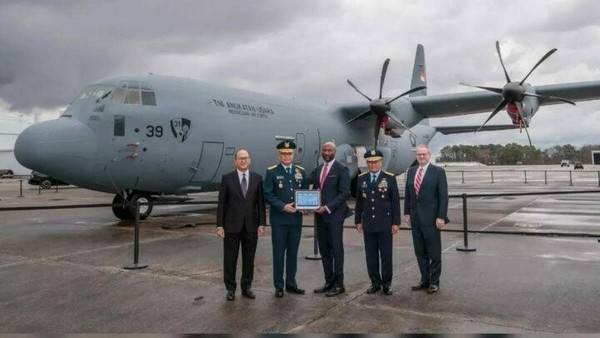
[391,224,400,234]
[404,215,411,227]
[355,223,363,233]
[314,206,326,214]
[216,227,225,238]
[435,218,445,229]
[283,203,297,213]
[258,225,266,236]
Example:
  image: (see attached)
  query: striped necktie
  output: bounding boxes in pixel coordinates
[415,167,423,198]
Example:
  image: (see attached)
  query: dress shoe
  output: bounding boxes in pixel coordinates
[314,283,333,293]
[366,285,381,294]
[275,288,284,297]
[382,286,393,295]
[427,284,439,294]
[241,289,255,299]
[411,282,430,291]
[285,286,305,295]
[325,286,345,297]
[226,290,235,301]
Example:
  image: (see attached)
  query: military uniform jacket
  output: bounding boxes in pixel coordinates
[263,163,308,225]
[354,171,401,232]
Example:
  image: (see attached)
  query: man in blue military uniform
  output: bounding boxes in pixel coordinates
[354,149,400,295]
[263,140,308,297]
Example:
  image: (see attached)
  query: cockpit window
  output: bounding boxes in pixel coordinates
[111,86,126,103]
[78,85,112,100]
[113,81,156,106]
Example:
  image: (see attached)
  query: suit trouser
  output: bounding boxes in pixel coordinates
[363,230,393,287]
[223,226,258,291]
[316,218,345,287]
[271,223,302,290]
[411,217,442,285]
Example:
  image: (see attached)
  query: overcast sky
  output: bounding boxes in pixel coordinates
[1,0,600,155]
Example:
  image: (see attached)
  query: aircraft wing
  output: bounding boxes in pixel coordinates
[435,124,518,135]
[410,81,600,118]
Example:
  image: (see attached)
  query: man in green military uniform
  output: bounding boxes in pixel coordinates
[355,149,401,295]
[263,140,308,297]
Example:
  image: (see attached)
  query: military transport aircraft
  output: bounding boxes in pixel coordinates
[14,44,600,220]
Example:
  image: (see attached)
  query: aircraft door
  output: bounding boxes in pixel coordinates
[189,141,224,183]
[295,133,305,164]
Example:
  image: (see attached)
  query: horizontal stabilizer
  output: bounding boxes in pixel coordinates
[435,124,518,135]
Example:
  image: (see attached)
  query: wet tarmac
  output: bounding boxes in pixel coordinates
[0,165,599,333]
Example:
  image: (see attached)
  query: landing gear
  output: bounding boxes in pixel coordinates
[111,192,154,220]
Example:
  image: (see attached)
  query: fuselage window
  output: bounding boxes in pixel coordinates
[141,91,156,106]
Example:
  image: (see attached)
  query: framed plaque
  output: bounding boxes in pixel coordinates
[295,189,321,210]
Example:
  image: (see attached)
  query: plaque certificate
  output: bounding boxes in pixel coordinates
[294,190,321,210]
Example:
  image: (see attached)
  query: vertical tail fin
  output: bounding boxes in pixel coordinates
[410,44,427,97]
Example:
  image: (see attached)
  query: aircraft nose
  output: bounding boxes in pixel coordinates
[15,118,97,181]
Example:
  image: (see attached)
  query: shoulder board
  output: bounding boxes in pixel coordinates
[295,165,304,170]
[267,165,278,170]
[358,172,369,177]
[385,171,396,176]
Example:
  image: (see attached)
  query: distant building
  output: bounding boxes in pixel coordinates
[0,114,34,175]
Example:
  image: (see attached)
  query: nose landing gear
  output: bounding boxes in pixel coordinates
[112,192,154,220]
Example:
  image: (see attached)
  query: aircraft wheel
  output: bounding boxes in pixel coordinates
[129,194,153,220]
[112,194,131,220]
[40,179,53,189]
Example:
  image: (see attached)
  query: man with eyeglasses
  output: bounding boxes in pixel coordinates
[404,144,449,294]
[263,140,307,298]
[217,149,266,301]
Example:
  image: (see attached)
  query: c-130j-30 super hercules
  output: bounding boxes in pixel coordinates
[14,42,600,220]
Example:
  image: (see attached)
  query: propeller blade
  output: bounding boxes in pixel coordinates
[344,109,372,125]
[522,92,576,105]
[459,82,503,94]
[384,111,419,139]
[496,41,512,83]
[516,103,532,146]
[347,79,372,101]
[386,86,427,104]
[477,99,508,132]
[379,58,390,99]
[519,48,557,85]
[373,118,381,149]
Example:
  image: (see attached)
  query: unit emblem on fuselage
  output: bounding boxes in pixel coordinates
[170,118,191,142]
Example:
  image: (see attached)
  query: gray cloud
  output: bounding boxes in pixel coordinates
[1,0,600,153]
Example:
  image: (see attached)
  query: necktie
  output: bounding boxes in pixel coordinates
[320,162,329,189]
[241,173,248,198]
[415,167,423,198]
[371,174,377,185]
[286,167,291,175]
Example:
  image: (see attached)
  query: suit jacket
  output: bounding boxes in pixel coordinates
[263,163,307,225]
[217,170,266,233]
[311,160,351,223]
[354,171,401,232]
[404,164,450,226]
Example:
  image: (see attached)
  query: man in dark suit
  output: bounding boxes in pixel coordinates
[355,149,400,295]
[404,144,449,294]
[311,142,351,297]
[217,149,266,301]
[263,140,308,297]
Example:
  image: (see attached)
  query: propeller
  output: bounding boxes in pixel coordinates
[460,41,575,146]
[346,58,426,149]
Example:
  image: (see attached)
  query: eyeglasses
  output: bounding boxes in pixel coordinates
[416,154,429,156]
[236,157,250,161]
